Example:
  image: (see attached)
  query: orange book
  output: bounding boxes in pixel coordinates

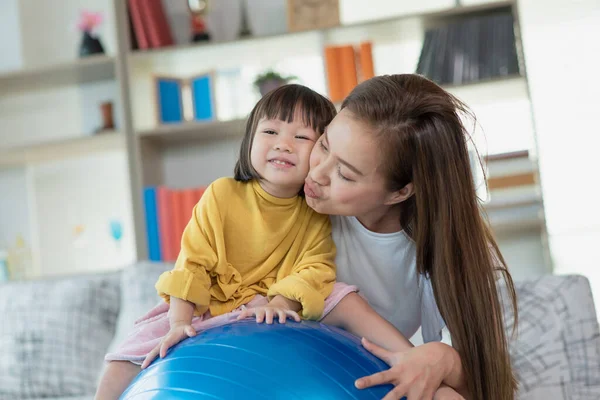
[339,45,358,99]
[171,190,187,259]
[156,187,177,261]
[324,46,344,103]
[359,42,375,81]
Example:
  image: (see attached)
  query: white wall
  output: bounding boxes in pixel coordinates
[0,168,31,252]
[518,0,600,308]
[0,0,23,72]
[30,151,136,277]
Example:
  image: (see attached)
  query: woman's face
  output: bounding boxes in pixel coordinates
[304,109,396,219]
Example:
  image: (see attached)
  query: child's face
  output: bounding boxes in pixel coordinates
[251,112,319,198]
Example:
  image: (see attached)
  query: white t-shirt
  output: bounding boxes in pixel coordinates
[331,215,446,343]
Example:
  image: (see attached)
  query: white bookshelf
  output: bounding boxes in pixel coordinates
[0,131,123,169]
[0,55,115,93]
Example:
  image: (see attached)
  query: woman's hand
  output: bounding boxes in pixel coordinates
[141,321,196,369]
[355,338,455,400]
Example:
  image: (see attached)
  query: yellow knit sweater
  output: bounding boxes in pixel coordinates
[155,177,336,320]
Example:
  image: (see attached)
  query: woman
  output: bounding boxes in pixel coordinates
[305,74,518,400]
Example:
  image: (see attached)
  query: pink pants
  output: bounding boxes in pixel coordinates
[105,282,358,365]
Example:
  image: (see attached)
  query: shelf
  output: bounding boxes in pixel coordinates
[0,131,124,169]
[129,0,514,61]
[0,55,116,93]
[137,119,246,144]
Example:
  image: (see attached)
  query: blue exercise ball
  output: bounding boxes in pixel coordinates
[121,320,394,399]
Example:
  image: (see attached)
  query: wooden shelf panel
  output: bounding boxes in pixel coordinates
[0,131,124,168]
[129,0,514,60]
[137,119,246,144]
[0,55,116,93]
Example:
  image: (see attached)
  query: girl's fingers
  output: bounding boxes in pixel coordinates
[265,308,275,324]
[185,325,196,337]
[142,345,160,369]
[278,310,287,323]
[287,310,301,322]
[255,309,265,323]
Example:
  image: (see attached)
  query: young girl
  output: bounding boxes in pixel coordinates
[96,84,425,400]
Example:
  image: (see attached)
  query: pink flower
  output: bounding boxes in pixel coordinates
[77,10,104,33]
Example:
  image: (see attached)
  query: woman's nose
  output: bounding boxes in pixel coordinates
[309,158,330,186]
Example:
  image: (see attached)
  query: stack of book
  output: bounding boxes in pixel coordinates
[128,0,174,50]
[417,12,520,86]
[144,186,206,262]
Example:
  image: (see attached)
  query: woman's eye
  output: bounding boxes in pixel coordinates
[337,167,352,182]
[319,141,328,152]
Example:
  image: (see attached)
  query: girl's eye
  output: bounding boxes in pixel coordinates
[295,135,310,140]
[264,130,277,135]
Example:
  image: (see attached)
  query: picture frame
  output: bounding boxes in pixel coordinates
[153,71,216,125]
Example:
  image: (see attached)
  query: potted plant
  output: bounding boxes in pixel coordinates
[77,10,105,57]
[254,69,297,96]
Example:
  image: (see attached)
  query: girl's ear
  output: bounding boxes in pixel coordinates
[384,183,414,205]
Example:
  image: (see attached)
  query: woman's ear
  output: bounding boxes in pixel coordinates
[384,183,414,205]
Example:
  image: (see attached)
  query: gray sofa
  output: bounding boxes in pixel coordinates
[1,261,599,400]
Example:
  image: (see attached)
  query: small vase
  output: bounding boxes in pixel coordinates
[79,31,105,58]
[258,79,288,96]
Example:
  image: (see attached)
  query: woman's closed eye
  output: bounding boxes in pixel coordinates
[319,140,328,152]
[337,167,352,182]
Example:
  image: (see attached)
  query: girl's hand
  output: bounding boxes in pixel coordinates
[237,304,301,324]
[434,385,465,400]
[355,339,453,400]
[141,322,196,369]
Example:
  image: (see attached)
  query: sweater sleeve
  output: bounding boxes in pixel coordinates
[267,215,336,320]
[155,181,239,315]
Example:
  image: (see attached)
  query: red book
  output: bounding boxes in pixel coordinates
[156,187,177,261]
[141,0,174,49]
[182,189,199,225]
[172,190,187,257]
[128,0,149,49]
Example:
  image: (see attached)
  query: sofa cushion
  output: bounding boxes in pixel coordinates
[107,261,174,354]
[502,274,600,399]
[0,272,120,399]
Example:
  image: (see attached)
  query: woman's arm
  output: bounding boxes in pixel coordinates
[323,292,470,399]
[321,292,412,352]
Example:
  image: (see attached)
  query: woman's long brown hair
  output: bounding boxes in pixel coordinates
[342,74,518,399]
